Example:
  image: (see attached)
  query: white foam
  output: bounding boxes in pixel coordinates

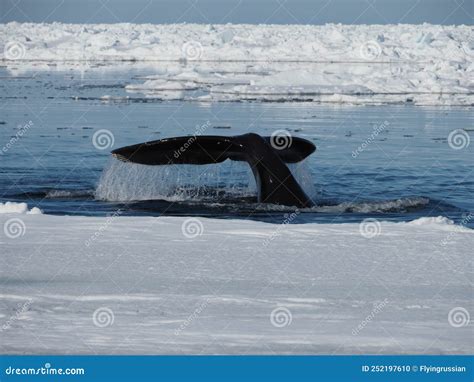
[45,190,92,198]
[406,216,473,232]
[311,197,430,213]
[0,202,42,214]
[408,216,455,226]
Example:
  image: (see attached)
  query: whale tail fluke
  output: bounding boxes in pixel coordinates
[112,133,315,207]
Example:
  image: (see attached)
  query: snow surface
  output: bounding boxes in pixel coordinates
[0,208,472,354]
[1,23,473,105]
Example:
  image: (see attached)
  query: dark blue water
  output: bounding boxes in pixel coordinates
[0,66,472,226]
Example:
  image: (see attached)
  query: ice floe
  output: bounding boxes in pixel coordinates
[0,212,472,353]
[1,23,472,105]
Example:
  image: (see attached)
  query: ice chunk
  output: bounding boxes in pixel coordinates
[0,202,43,214]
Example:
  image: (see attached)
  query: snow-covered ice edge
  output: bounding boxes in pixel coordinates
[2,23,472,63]
[1,23,473,105]
[1,202,472,354]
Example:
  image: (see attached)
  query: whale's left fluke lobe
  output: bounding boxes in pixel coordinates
[112,136,235,165]
[112,133,316,207]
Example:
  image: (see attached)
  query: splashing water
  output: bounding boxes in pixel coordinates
[95,159,253,202]
[95,158,316,203]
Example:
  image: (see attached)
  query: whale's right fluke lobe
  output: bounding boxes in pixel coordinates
[112,133,315,207]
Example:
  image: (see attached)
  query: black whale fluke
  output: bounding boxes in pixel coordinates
[112,133,315,208]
